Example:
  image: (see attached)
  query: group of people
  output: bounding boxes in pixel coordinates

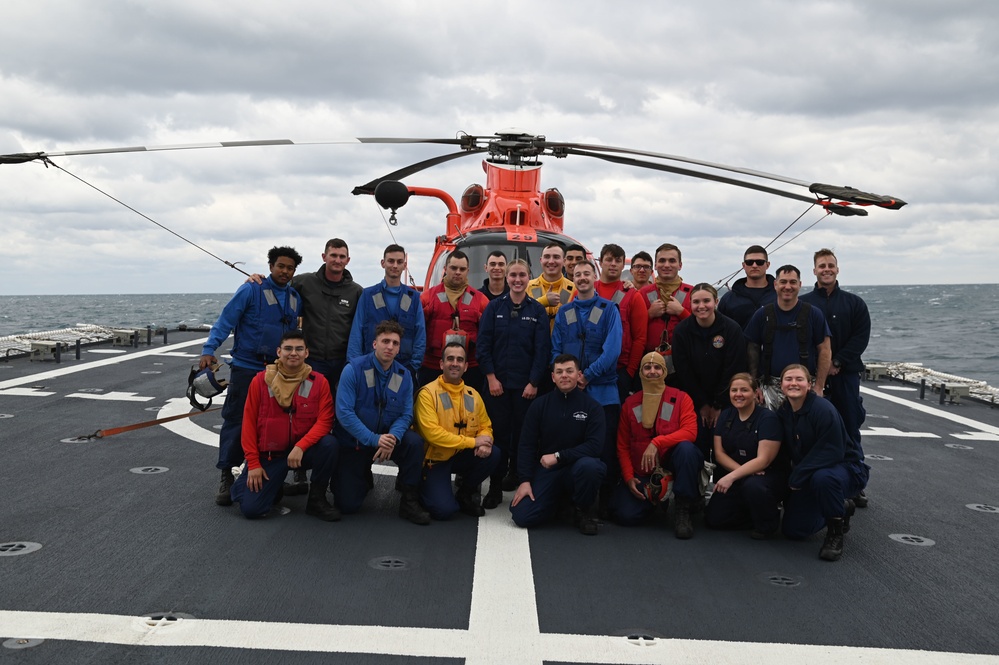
[200,237,870,561]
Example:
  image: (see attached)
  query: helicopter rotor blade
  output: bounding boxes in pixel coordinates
[0,136,477,162]
[562,147,828,207]
[351,148,488,196]
[542,141,811,188]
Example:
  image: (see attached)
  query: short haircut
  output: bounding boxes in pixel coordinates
[780,363,813,383]
[744,245,768,260]
[325,238,348,253]
[599,243,625,261]
[572,260,596,277]
[280,329,306,345]
[374,320,404,339]
[655,243,682,262]
[268,246,303,267]
[552,353,580,370]
[447,249,469,266]
[542,242,564,254]
[565,244,586,256]
[691,282,718,300]
[383,243,406,257]
[728,372,758,391]
[813,248,837,265]
[775,264,801,279]
[631,251,652,265]
[441,341,467,360]
[487,250,508,261]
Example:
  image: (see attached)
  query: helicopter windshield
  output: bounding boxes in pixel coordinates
[425,230,588,290]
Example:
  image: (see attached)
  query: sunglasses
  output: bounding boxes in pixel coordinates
[743,259,767,266]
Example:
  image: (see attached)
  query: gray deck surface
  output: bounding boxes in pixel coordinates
[2,331,998,663]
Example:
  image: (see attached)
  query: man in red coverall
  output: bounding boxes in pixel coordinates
[595,243,648,401]
[609,352,700,538]
[229,330,340,521]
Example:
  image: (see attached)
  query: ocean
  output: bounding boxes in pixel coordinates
[3,284,997,387]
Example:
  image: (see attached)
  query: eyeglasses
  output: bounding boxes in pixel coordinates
[743,259,767,266]
[280,346,306,353]
[631,264,652,272]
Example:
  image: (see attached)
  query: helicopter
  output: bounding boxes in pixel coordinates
[1,128,906,290]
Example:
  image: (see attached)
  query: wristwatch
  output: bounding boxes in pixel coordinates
[554,452,561,463]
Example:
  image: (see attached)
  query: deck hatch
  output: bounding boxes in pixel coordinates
[130,466,169,474]
[760,573,804,588]
[368,556,412,570]
[889,534,935,546]
[0,542,43,556]
[966,504,999,513]
[3,638,44,650]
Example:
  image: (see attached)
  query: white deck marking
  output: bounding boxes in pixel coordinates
[67,391,155,402]
[158,397,219,447]
[86,349,128,354]
[2,605,999,664]
[0,338,208,390]
[0,387,55,397]
[861,386,999,436]
[951,431,999,441]
[861,427,940,438]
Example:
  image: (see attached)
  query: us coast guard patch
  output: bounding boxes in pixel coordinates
[712,335,725,349]
[573,411,588,421]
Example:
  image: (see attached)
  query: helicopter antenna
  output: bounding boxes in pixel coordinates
[42,159,251,276]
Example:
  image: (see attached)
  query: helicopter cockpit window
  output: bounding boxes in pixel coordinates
[425,232,586,291]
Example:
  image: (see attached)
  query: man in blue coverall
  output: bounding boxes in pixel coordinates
[201,246,303,506]
[331,320,431,525]
[801,248,871,507]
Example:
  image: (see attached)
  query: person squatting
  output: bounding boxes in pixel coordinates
[207,241,870,562]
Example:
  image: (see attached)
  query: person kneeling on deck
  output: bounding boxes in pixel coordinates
[330,320,430,525]
[610,352,699,538]
[415,342,499,519]
[777,364,869,561]
[230,330,339,521]
[510,354,607,535]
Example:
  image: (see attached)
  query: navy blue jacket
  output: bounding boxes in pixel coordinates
[777,392,865,488]
[671,313,748,410]
[477,294,551,389]
[517,388,605,482]
[800,283,870,374]
[718,275,777,329]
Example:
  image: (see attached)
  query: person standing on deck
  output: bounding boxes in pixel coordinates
[629,251,654,291]
[594,243,649,403]
[229,330,340,521]
[745,265,832,410]
[201,246,303,507]
[419,250,489,389]
[528,243,575,332]
[331,321,431,525]
[800,248,871,507]
[480,250,510,301]
[348,244,426,380]
[718,245,777,329]
[639,243,693,381]
[511,354,607,535]
[563,244,587,281]
[477,259,551,507]
[552,260,622,513]
[415,342,499,520]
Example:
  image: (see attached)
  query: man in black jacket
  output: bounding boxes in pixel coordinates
[510,354,607,535]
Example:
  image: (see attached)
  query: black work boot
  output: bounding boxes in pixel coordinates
[284,469,309,496]
[305,483,341,522]
[842,499,856,534]
[819,518,845,561]
[674,498,693,540]
[573,505,599,536]
[481,480,503,510]
[852,489,869,508]
[457,486,486,517]
[215,469,234,506]
[501,470,520,492]
[399,486,431,525]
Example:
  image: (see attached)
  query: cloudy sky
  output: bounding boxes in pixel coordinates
[1,0,997,294]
